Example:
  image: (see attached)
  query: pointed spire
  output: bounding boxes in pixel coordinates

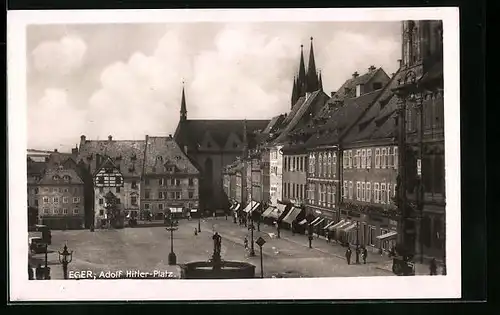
[298,44,307,97]
[318,70,323,91]
[291,75,298,108]
[306,37,319,93]
[180,81,187,122]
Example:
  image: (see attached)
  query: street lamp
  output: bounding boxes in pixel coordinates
[198,212,202,233]
[308,224,313,248]
[58,243,73,280]
[355,221,360,264]
[166,215,179,265]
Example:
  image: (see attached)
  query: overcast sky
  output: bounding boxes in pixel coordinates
[27,22,401,152]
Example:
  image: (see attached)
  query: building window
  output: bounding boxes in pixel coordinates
[189,191,194,199]
[73,208,79,214]
[53,197,59,204]
[63,197,69,204]
[381,148,387,168]
[387,184,392,204]
[353,151,358,168]
[99,187,104,193]
[99,198,104,205]
[381,183,386,204]
[388,147,394,167]
[131,196,137,205]
[343,181,348,199]
[357,150,361,168]
[43,208,49,214]
[43,197,49,204]
[159,178,164,186]
[116,187,121,193]
[116,176,122,185]
[393,147,398,169]
[132,181,137,189]
[145,191,150,199]
[34,199,39,206]
[175,191,181,199]
[53,208,60,215]
[356,182,361,201]
[63,208,68,214]
[375,148,381,168]
[159,203,163,211]
[348,181,353,200]
[53,188,58,193]
[144,203,150,210]
[145,178,150,186]
[368,226,376,246]
[374,183,380,203]
[98,177,104,185]
[64,188,69,193]
[343,152,348,169]
[176,179,180,186]
[73,197,80,203]
[361,182,365,201]
[361,149,366,168]
[99,210,104,216]
[331,185,336,206]
[189,178,194,186]
[366,182,371,202]
[332,152,337,174]
[318,154,323,176]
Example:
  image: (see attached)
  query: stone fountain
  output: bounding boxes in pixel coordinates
[181,232,256,279]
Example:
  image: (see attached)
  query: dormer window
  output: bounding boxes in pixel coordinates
[157,156,163,161]
[52,175,60,180]
[63,175,71,181]
[373,82,383,90]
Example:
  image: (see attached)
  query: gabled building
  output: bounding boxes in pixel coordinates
[92,156,125,228]
[27,158,46,227]
[141,135,200,219]
[173,85,269,213]
[37,167,85,229]
[77,135,145,227]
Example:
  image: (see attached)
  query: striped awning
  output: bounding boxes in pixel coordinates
[342,223,357,232]
[261,206,275,218]
[323,221,335,230]
[377,230,398,240]
[298,219,308,225]
[190,209,198,213]
[327,219,346,231]
[313,218,325,227]
[310,217,321,225]
[233,203,241,211]
[249,202,261,213]
[282,207,302,225]
[242,203,253,213]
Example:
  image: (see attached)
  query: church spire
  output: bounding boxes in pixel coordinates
[298,44,307,97]
[180,81,187,122]
[306,37,319,93]
[318,70,323,91]
[291,75,298,108]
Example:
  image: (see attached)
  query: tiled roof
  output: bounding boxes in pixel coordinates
[143,136,199,175]
[262,114,286,134]
[77,140,146,178]
[274,90,328,144]
[305,89,383,148]
[45,152,75,170]
[38,168,84,185]
[330,68,384,101]
[342,69,404,143]
[174,119,270,151]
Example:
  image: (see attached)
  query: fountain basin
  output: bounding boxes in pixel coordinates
[180,261,256,279]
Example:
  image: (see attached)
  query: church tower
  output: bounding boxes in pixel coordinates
[305,37,320,93]
[401,20,443,70]
[180,82,187,122]
[297,45,307,97]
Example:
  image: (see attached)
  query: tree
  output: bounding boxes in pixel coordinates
[104,192,124,229]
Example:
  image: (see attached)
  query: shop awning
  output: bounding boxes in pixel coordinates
[327,220,346,231]
[343,223,357,232]
[230,204,237,210]
[242,202,253,213]
[282,207,302,225]
[313,218,325,227]
[261,206,275,218]
[276,203,287,213]
[249,202,261,213]
[233,203,241,211]
[298,219,308,225]
[310,217,321,226]
[323,221,335,230]
[376,230,398,241]
[190,209,198,213]
[268,208,281,220]
[170,208,183,213]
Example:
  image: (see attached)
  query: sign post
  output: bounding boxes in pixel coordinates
[256,237,266,278]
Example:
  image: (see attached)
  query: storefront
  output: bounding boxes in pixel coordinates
[281,206,303,230]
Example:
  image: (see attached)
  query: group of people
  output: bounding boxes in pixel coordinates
[345,246,369,265]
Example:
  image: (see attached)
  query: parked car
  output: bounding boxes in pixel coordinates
[29,237,47,254]
[35,224,51,245]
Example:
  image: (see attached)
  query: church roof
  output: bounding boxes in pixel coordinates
[77,139,145,178]
[331,68,385,101]
[174,119,270,151]
[143,136,199,175]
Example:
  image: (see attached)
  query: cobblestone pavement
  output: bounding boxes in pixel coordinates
[33,220,394,279]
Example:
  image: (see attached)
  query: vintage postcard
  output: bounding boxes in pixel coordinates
[8,8,461,301]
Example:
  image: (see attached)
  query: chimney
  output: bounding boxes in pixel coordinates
[54,149,58,152]
[398,59,403,67]
[169,134,173,139]
[352,71,359,78]
[368,65,376,72]
[108,135,113,141]
[80,135,86,142]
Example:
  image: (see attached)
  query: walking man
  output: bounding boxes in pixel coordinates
[244,236,249,250]
[345,246,352,265]
[362,247,368,264]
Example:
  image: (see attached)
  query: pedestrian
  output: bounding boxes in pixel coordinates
[362,247,368,264]
[35,263,43,280]
[327,232,331,243]
[345,247,352,265]
[194,228,198,236]
[244,236,249,250]
[430,258,437,275]
[28,264,34,280]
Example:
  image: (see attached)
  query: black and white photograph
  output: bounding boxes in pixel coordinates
[8,8,461,301]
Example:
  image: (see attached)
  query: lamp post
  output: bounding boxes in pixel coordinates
[249,215,256,257]
[58,244,73,280]
[355,220,360,264]
[308,224,313,248]
[44,243,51,279]
[198,212,202,233]
[166,215,179,265]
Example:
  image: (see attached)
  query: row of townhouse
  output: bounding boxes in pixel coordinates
[27,134,200,230]
[222,20,445,262]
